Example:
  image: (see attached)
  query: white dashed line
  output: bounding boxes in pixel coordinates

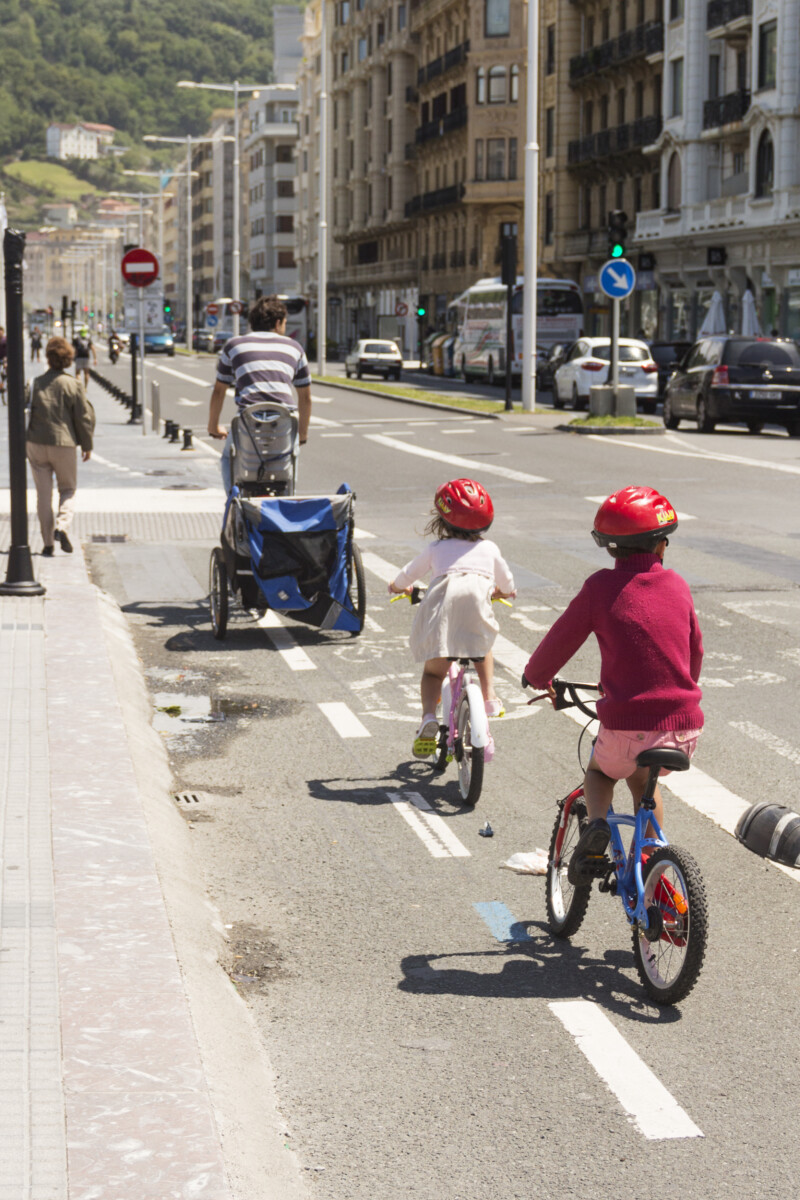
[729,720,800,767]
[587,432,800,477]
[255,611,316,671]
[405,791,470,857]
[318,702,371,738]
[387,793,450,857]
[550,1001,703,1140]
[321,432,353,438]
[364,433,550,484]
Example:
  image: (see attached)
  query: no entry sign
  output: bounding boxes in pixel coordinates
[121,248,159,288]
[206,303,219,316]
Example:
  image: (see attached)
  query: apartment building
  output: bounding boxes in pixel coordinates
[23,226,123,322]
[634,0,800,339]
[191,114,236,307]
[246,86,301,298]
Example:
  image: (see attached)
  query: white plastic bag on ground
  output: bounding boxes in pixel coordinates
[500,850,549,875]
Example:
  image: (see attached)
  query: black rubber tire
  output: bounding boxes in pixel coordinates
[356,366,363,379]
[209,547,228,640]
[572,384,585,412]
[350,541,366,633]
[747,420,764,435]
[456,694,484,806]
[546,794,592,938]
[663,394,680,429]
[393,370,401,381]
[786,421,800,438]
[632,844,708,1005]
[697,396,715,433]
[434,726,449,772]
[345,366,351,378]
[640,400,656,415]
[487,357,495,387]
[461,355,472,383]
[552,379,565,410]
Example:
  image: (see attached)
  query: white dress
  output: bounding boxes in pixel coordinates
[392,538,515,663]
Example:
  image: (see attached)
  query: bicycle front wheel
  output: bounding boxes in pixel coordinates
[209,547,229,641]
[546,791,592,938]
[632,844,708,1005]
[456,694,484,806]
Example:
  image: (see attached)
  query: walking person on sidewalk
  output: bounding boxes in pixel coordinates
[72,325,97,387]
[207,295,312,494]
[30,325,43,362]
[26,336,95,556]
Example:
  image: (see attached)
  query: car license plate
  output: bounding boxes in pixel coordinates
[751,389,781,400]
[621,368,635,376]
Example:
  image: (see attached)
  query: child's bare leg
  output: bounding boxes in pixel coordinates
[474,652,497,703]
[625,765,664,835]
[583,757,616,822]
[421,658,449,718]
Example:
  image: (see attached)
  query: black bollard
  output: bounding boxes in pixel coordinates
[169,422,180,444]
[181,428,194,451]
[128,334,140,422]
[0,229,45,595]
[162,419,173,439]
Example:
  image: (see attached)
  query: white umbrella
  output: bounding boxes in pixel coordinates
[741,289,762,337]
[698,290,727,336]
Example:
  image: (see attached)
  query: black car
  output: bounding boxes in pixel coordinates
[649,340,692,399]
[538,342,574,392]
[663,336,800,435]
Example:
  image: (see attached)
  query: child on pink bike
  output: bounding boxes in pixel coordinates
[389,478,516,760]
[523,486,704,884]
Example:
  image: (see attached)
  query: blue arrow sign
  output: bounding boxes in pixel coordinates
[599,258,636,300]
[206,314,219,327]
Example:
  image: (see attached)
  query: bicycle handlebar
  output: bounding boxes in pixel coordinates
[521,675,601,720]
[390,585,513,607]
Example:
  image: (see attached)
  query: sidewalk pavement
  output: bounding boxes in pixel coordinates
[0,376,307,1199]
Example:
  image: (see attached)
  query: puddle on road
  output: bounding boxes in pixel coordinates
[153,690,303,736]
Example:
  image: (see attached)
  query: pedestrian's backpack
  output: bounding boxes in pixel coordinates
[74,335,90,357]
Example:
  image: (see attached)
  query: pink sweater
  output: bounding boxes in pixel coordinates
[524,553,703,731]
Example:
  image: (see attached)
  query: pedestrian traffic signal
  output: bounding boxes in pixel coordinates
[164,299,172,315]
[416,305,426,318]
[608,210,628,260]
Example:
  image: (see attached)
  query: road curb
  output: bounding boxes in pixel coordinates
[319,376,505,419]
[556,423,666,436]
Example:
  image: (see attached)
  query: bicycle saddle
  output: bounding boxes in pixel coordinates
[635,748,691,772]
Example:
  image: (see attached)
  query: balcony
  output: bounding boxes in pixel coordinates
[329,258,418,286]
[703,89,750,131]
[418,40,470,87]
[442,106,468,134]
[707,0,752,31]
[415,106,468,144]
[449,249,466,268]
[404,183,465,218]
[569,21,662,82]
[432,253,447,269]
[563,229,609,258]
[568,115,663,165]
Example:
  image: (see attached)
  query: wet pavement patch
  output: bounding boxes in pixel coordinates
[153,692,304,736]
[222,922,287,993]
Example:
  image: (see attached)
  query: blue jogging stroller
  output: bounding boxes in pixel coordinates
[209,401,366,638]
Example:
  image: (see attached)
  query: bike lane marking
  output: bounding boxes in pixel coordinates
[255,611,316,671]
[406,791,470,857]
[318,702,370,738]
[473,901,533,941]
[550,1001,704,1140]
[586,432,800,477]
[386,793,451,858]
[363,433,550,484]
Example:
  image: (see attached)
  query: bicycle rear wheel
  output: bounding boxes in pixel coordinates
[456,694,484,806]
[546,791,592,938]
[632,844,708,1005]
[209,547,229,640]
[350,541,366,633]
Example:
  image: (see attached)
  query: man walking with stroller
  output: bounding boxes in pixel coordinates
[207,295,312,493]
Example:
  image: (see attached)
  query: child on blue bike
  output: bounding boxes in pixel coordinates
[389,478,516,760]
[523,486,704,884]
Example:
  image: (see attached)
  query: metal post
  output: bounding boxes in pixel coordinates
[186,136,193,351]
[130,332,138,415]
[232,81,240,338]
[318,2,328,379]
[0,229,45,595]
[521,0,539,412]
[151,380,160,434]
[505,278,513,412]
[611,297,620,399]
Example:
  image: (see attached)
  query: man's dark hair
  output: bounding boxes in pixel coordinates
[249,295,288,332]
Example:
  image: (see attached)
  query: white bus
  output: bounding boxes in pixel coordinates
[452,277,584,383]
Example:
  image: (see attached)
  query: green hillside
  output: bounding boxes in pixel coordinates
[0,0,277,158]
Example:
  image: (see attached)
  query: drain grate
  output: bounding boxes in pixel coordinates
[174,791,205,807]
[91,533,128,543]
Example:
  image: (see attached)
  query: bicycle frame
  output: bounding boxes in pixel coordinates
[441,660,489,752]
[606,801,668,928]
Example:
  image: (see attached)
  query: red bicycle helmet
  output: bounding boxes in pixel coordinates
[435,478,494,531]
[592,485,678,548]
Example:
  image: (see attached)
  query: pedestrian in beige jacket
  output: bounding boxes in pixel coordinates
[26,337,95,556]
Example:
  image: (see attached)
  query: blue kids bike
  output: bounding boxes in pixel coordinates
[527,678,709,1005]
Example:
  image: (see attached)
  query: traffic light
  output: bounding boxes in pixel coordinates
[164,299,172,316]
[416,305,426,318]
[608,210,628,260]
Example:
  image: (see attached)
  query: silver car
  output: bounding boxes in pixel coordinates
[554,337,660,412]
[345,339,403,381]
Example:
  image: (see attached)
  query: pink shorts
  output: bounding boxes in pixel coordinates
[591,727,702,781]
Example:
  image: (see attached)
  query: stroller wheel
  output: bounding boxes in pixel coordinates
[209,547,229,640]
[350,541,366,634]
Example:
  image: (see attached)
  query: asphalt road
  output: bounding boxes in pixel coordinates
[85,361,800,1200]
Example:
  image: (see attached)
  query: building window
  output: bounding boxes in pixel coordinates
[486,0,510,37]
[651,168,660,208]
[276,215,294,233]
[387,62,393,94]
[545,107,555,158]
[755,130,774,196]
[277,251,296,269]
[601,9,610,40]
[709,55,720,101]
[600,95,609,130]
[476,67,486,104]
[582,184,592,230]
[670,58,683,117]
[667,151,682,211]
[488,66,507,103]
[758,20,777,90]
[277,180,294,197]
[475,138,484,180]
[509,137,517,179]
[669,0,683,18]
[510,64,520,102]
[544,192,554,245]
[358,37,368,61]
[276,145,293,163]
[546,25,556,75]
[616,178,624,208]
[633,175,642,213]
[619,0,627,34]
[397,3,406,31]
[342,51,349,72]
[617,88,625,126]
[377,20,385,45]
[487,137,505,179]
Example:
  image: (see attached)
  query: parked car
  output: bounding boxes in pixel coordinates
[538,342,574,392]
[192,329,214,352]
[143,326,175,356]
[553,337,659,411]
[648,340,692,399]
[662,336,800,435]
[345,339,403,380]
[213,328,233,354]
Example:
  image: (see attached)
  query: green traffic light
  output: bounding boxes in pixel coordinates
[417,307,426,317]
[610,244,624,259]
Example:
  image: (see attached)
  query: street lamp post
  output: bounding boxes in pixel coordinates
[177,80,269,337]
[123,169,167,264]
[318,2,328,380]
[522,0,540,412]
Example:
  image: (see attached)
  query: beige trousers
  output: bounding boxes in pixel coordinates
[26,442,78,548]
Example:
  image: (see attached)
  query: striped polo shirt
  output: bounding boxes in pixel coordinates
[216,331,311,412]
